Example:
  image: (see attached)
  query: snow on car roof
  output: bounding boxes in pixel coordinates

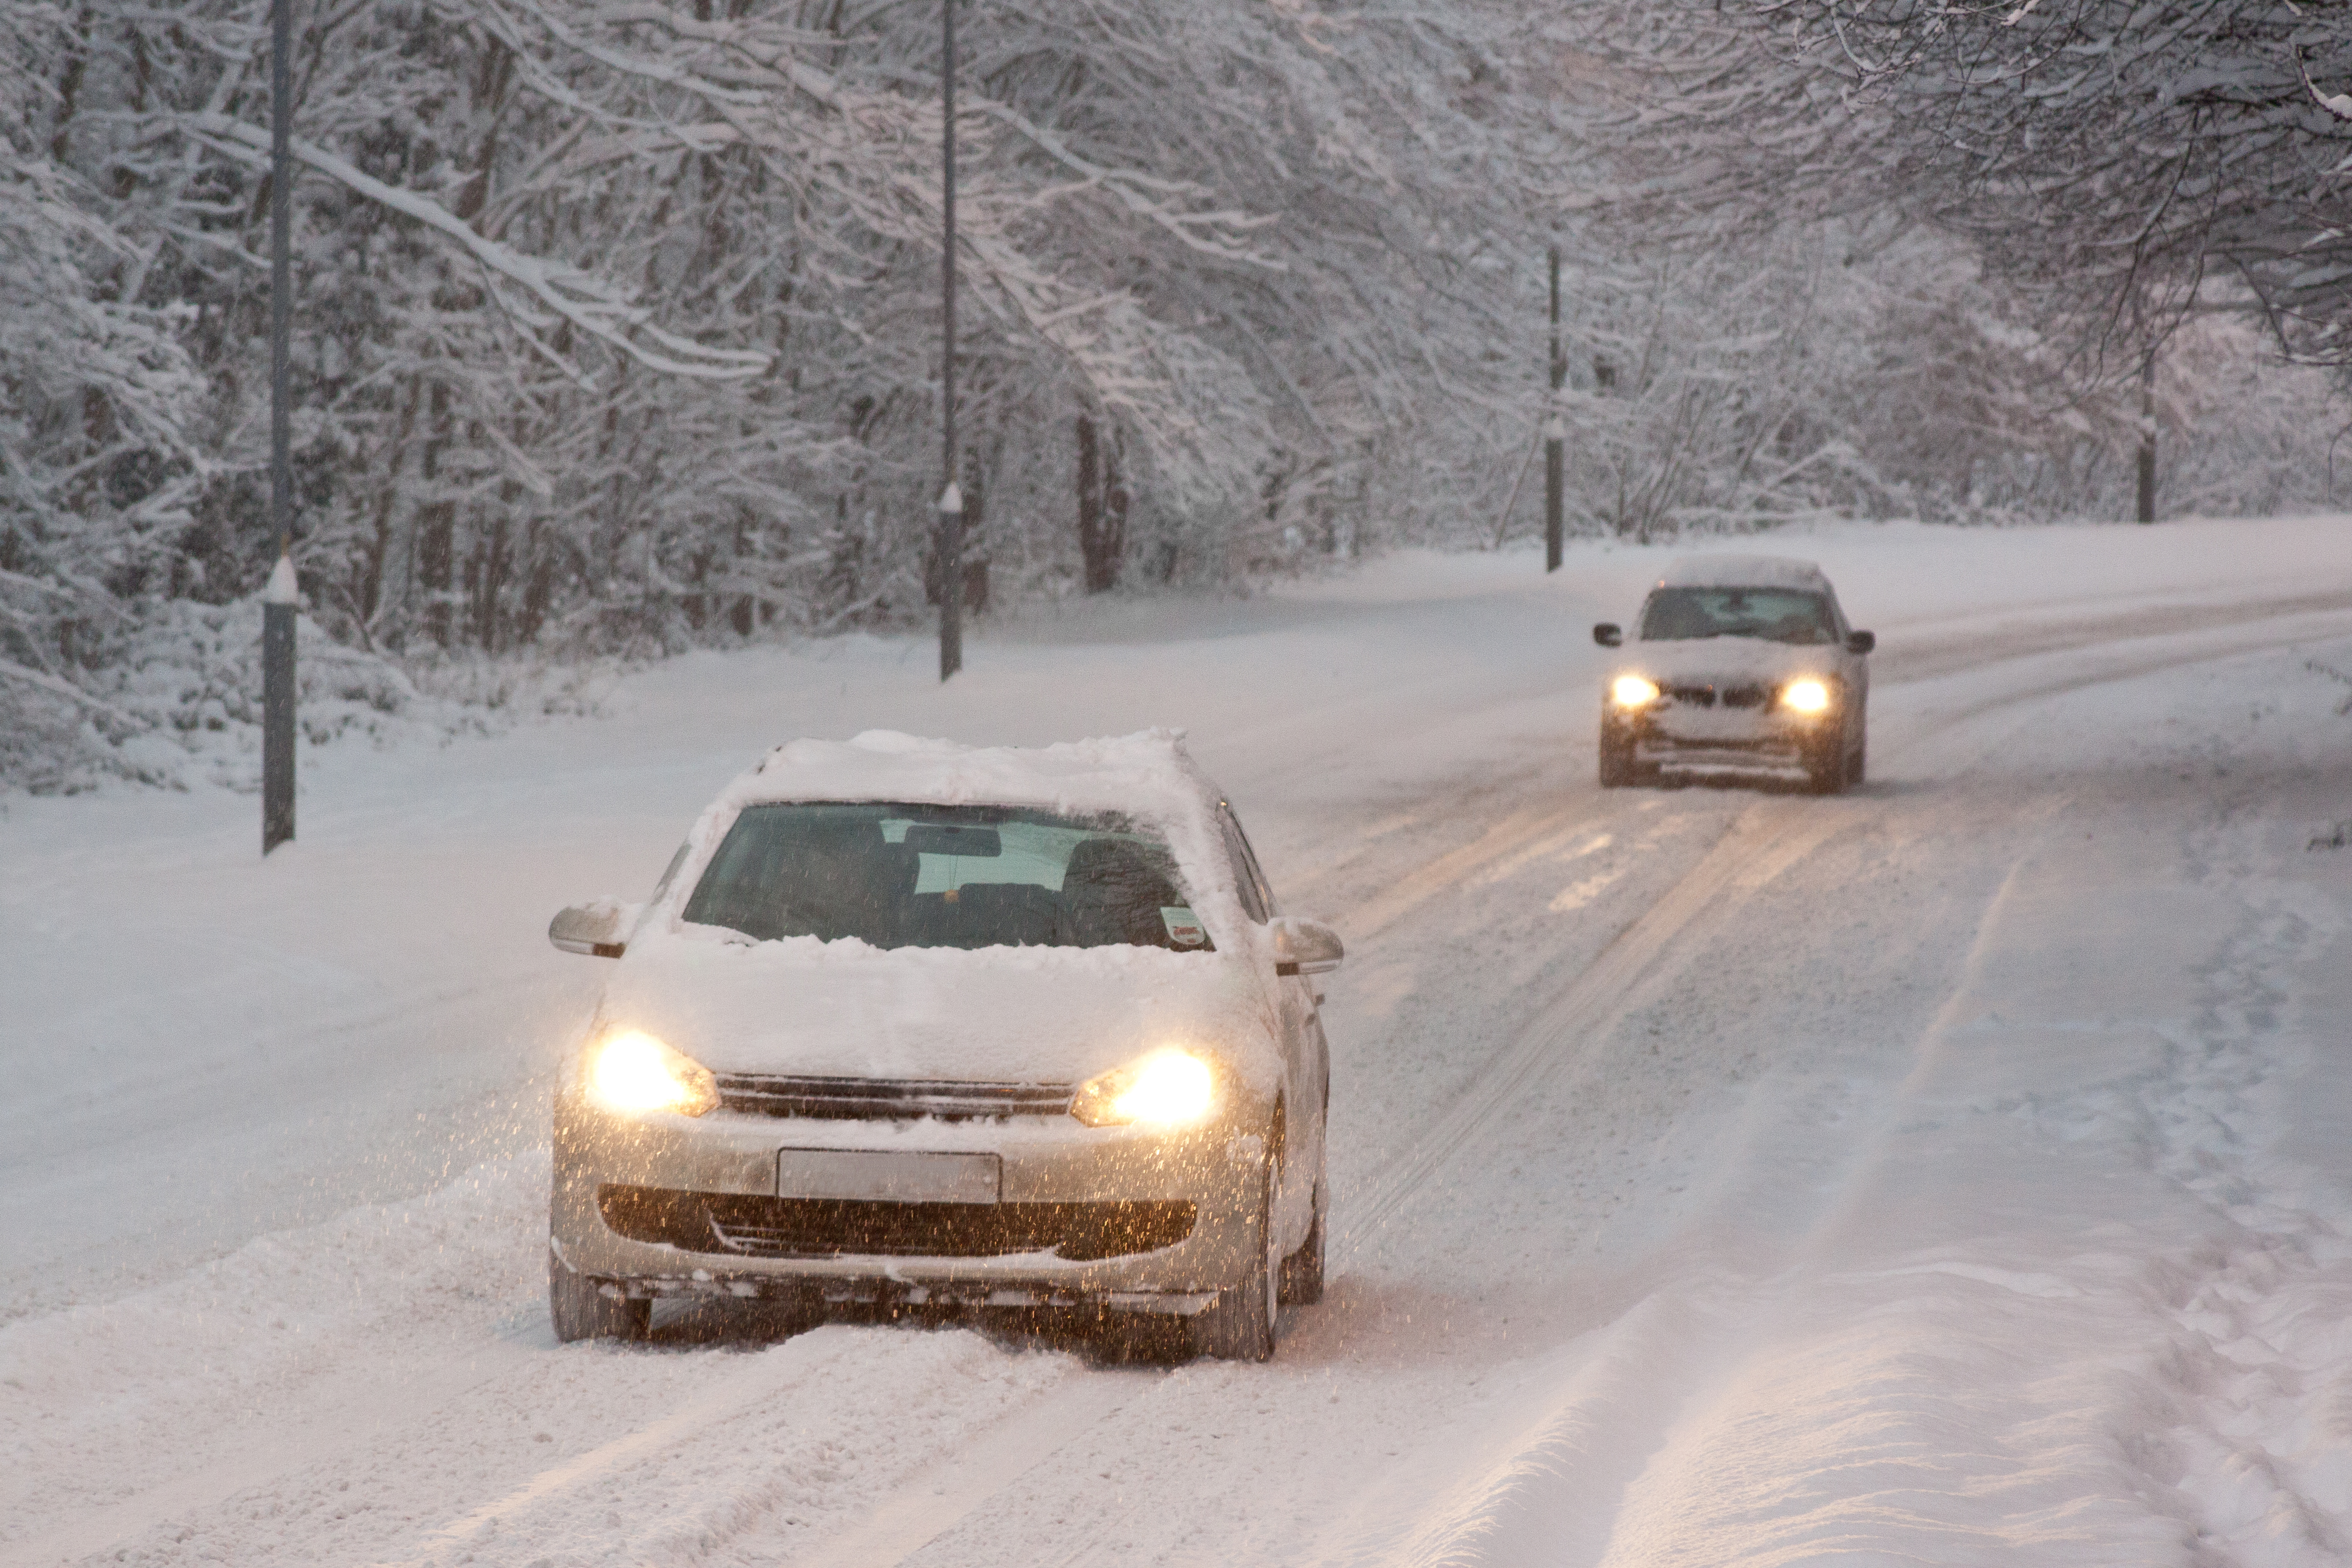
[719,728,1215,820]
[1655,554,1831,591]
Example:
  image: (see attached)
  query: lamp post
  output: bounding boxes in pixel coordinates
[1544,245,1565,574]
[935,0,963,682]
[263,0,297,852]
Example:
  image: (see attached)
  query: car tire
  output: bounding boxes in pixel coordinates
[1803,735,1846,795]
[548,1244,651,1344]
[1848,731,1867,785]
[1192,1160,1278,1362]
[1279,1185,1325,1307]
[1599,723,1647,788]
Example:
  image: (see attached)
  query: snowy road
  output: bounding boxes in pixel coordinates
[6,519,2352,1567]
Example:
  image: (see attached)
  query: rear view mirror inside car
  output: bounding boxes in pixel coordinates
[903,824,1003,857]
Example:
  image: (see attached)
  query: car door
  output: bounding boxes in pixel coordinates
[1216,801,1325,1253]
[1827,588,1868,747]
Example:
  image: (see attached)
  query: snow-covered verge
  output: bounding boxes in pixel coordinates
[3,513,2352,1567]
[3,593,617,795]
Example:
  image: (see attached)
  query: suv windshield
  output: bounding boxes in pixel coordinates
[1640,588,1836,645]
[681,802,1212,952]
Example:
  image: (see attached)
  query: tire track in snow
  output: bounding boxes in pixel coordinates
[1334,799,1858,1262]
[782,1373,1143,1568]
[411,1346,828,1565]
[5,1339,539,1568]
[1342,803,1604,940]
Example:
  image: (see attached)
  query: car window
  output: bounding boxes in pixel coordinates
[1217,804,1275,922]
[648,840,692,904]
[680,802,1213,952]
[1639,588,1837,645]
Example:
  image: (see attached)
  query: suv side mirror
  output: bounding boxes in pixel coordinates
[550,900,632,958]
[1270,915,1345,977]
[1593,623,1622,648]
[1846,630,1875,655]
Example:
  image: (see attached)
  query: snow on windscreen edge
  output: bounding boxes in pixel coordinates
[639,727,1256,964]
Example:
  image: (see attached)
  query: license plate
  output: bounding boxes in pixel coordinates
[777,1148,1001,1204]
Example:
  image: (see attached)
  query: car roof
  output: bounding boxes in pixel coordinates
[1653,553,1832,592]
[716,728,1217,821]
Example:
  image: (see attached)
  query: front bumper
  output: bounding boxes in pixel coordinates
[1607,699,1833,775]
[549,1087,1266,1314]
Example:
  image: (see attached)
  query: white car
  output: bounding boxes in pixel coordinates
[1592,555,1873,793]
[542,730,1340,1361]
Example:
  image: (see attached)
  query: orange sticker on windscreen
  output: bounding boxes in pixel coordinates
[1161,907,1207,946]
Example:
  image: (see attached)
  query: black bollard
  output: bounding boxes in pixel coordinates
[262,552,296,855]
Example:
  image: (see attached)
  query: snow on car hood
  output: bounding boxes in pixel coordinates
[594,925,1281,1091]
[1612,637,1842,686]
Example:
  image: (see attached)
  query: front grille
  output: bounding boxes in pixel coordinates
[1665,683,1716,707]
[716,1073,1076,1121]
[597,1184,1196,1262]
[1719,684,1768,709]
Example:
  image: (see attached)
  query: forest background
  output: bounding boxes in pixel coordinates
[4,0,2348,788]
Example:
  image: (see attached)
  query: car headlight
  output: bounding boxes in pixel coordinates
[588,1030,719,1117]
[1611,674,1661,708]
[1071,1049,1218,1128]
[1781,677,1833,715]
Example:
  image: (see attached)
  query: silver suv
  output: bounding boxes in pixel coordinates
[1593,555,1873,793]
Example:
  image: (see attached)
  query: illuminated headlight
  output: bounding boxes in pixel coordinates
[1611,675,1661,708]
[588,1030,719,1117]
[1071,1049,1218,1128]
[1781,678,1833,715]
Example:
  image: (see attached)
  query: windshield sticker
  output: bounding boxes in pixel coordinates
[1161,907,1207,946]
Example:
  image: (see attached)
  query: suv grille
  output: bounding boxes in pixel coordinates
[715,1074,1076,1121]
[597,1184,1195,1262]
[1665,683,1770,710]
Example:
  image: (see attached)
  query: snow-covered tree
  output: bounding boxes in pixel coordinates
[1,2,205,784]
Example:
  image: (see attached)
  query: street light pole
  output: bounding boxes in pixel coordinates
[936,0,963,683]
[1544,245,1565,574]
[263,0,297,853]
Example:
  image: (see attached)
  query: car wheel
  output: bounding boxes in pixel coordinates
[1600,723,1648,788]
[1192,1159,1279,1362]
[548,1244,651,1344]
[1279,1183,1325,1307]
[1803,735,1846,795]
[1848,731,1867,785]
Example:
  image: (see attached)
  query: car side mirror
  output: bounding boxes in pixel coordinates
[549,899,631,958]
[1270,915,1345,977]
[1846,630,1875,655]
[1593,623,1622,648]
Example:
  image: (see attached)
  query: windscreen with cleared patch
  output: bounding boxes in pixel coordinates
[1640,588,1836,645]
[680,803,1213,952]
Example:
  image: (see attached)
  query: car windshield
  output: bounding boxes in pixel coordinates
[680,802,1213,953]
[1640,587,1836,645]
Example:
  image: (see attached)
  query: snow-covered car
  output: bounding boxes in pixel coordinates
[1592,555,1874,793]
[541,730,1340,1361]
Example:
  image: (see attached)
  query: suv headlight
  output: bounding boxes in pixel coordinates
[1611,675,1661,708]
[588,1030,719,1117]
[1781,677,1833,715]
[1071,1049,1218,1128]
